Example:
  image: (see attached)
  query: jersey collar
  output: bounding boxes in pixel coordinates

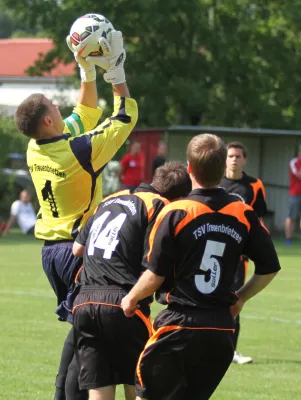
[134,182,160,195]
[223,171,247,182]
[36,133,71,145]
[189,187,226,197]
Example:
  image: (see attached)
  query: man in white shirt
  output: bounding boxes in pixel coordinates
[4,190,37,235]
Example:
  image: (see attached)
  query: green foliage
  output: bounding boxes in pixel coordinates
[0,113,28,168]
[0,113,30,218]
[3,1,301,128]
[0,12,14,38]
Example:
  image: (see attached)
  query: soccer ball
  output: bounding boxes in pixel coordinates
[69,13,114,58]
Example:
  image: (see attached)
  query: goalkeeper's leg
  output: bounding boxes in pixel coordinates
[55,327,88,400]
[54,328,74,400]
[65,353,88,400]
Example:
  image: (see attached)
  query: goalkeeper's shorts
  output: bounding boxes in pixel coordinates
[73,286,151,390]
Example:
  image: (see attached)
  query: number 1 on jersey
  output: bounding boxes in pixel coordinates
[195,240,225,294]
[88,211,127,259]
[41,180,59,218]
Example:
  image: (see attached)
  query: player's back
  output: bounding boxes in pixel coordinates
[81,184,168,289]
[150,188,263,310]
[28,96,138,241]
[28,136,103,241]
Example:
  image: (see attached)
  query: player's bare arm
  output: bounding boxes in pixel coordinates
[231,272,278,319]
[121,270,165,317]
[73,241,85,257]
[113,82,130,98]
[78,80,98,109]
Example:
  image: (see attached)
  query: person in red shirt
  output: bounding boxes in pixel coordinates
[120,141,143,190]
[285,145,301,245]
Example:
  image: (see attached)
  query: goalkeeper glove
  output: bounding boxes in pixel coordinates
[66,35,112,82]
[86,30,126,85]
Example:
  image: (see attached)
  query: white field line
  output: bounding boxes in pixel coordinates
[242,314,301,325]
[1,290,301,325]
[0,289,55,298]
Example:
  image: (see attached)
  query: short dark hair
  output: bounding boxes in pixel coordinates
[187,134,227,187]
[151,161,191,201]
[14,93,47,138]
[227,141,247,158]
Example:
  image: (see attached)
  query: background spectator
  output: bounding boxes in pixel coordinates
[3,190,36,235]
[152,141,168,176]
[285,145,301,244]
[119,141,143,190]
[102,161,121,197]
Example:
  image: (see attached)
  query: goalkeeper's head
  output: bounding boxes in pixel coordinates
[14,93,64,139]
[151,161,191,201]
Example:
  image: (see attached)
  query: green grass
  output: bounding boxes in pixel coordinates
[0,231,300,399]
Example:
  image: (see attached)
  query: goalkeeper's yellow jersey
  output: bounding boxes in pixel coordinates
[27,96,138,241]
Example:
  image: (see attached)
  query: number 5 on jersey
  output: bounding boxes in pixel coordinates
[88,211,127,259]
[195,240,226,294]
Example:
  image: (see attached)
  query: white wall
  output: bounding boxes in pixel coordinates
[0,81,79,115]
[167,131,301,231]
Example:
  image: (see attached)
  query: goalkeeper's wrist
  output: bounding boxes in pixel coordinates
[104,68,126,85]
[79,66,96,83]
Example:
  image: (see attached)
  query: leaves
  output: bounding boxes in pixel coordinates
[2,0,301,128]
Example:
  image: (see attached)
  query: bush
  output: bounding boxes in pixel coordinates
[0,113,31,219]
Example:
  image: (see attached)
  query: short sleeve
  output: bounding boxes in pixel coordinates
[252,185,267,217]
[143,207,185,277]
[120,154,129,169]
[76,215,94,246]
[10,201,20,217]
[243,210,281,275]
[63,103,103,137]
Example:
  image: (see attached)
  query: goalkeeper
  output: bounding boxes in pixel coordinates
[14,30,137,400]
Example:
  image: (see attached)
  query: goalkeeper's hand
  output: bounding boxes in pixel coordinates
[66,34,112,82]
[86,30,126,85]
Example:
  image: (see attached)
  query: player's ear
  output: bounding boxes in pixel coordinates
[42,114,53,127]
[187,161,192,174]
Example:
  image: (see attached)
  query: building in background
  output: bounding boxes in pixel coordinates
[0,38,77,115]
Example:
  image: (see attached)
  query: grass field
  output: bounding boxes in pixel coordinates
[0,231,301,400]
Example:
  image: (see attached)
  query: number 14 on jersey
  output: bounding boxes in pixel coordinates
[88,211,127,259]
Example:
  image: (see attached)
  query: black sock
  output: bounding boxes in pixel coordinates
[65,354,88,400]
[54,327,75,400]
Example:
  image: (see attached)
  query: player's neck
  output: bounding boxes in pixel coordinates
[225,169,243,180]
[191,182,218,190]
[37,129,63,140]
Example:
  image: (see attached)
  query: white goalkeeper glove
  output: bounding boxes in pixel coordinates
[66,35,112,82]
[86,30,126,85]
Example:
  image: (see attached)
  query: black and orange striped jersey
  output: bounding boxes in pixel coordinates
[145,188,280,309]
[220,172,267,217]
[75,183,169,289]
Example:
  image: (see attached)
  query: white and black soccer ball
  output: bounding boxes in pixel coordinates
[69,13,114,57]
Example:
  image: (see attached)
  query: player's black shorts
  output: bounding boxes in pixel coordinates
[73,286,151,390]
[136,305,234,400]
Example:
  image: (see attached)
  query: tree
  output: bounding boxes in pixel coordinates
[0,12,14,38]
[2,0,301,129]
[0,112,30,218]
[0,112,28,168]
